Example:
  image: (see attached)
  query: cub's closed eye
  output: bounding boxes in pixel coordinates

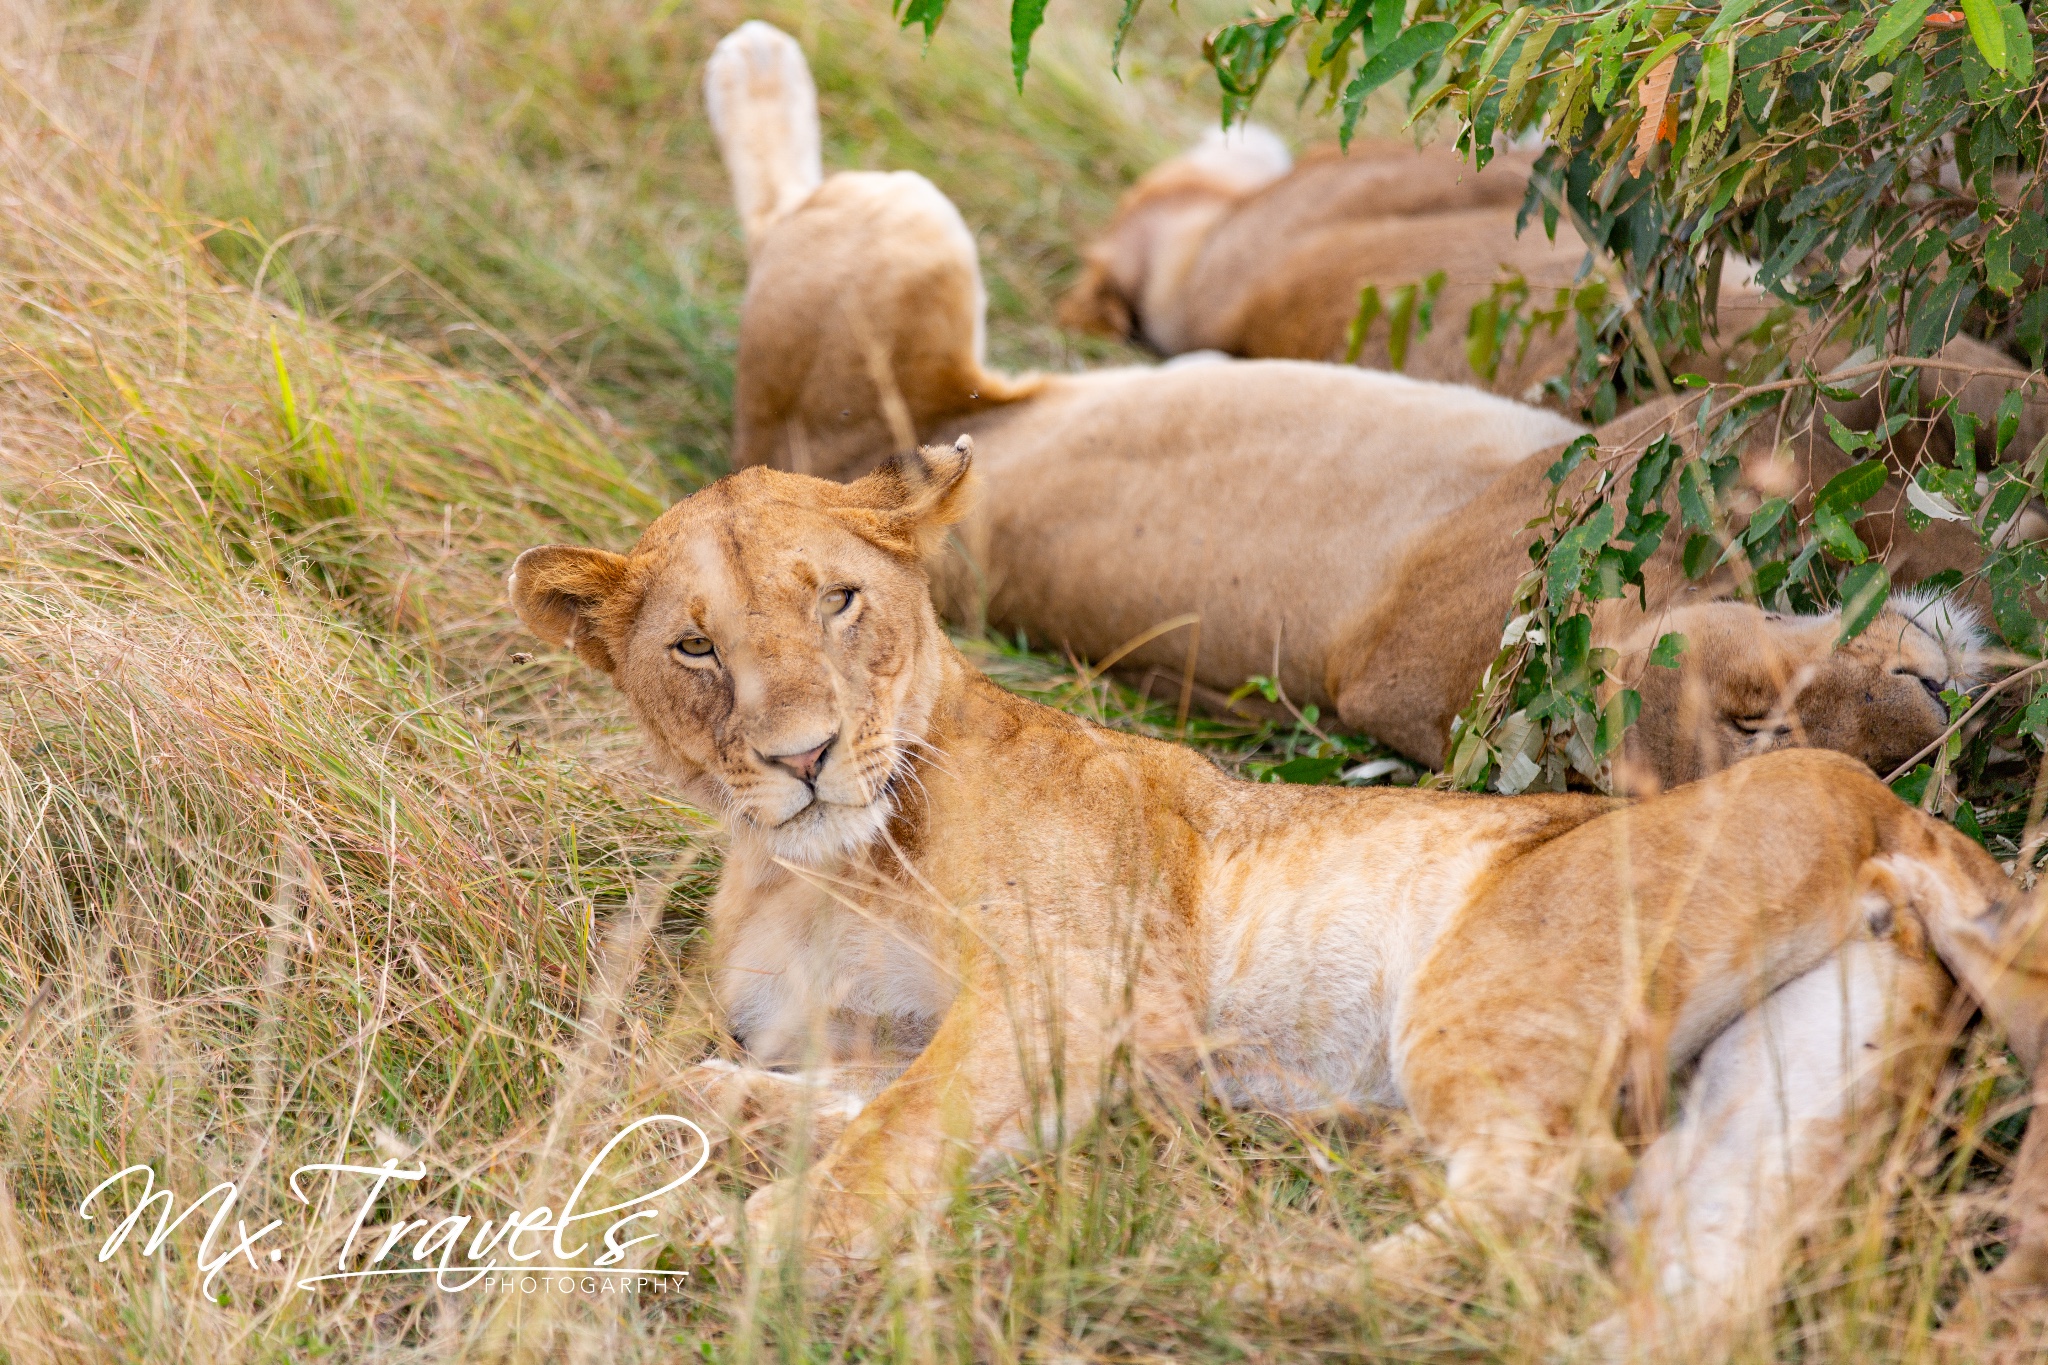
[673,635,715,658]
[1732,714,1786,734]
[823,586,856,615]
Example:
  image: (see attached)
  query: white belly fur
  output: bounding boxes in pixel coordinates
[1201,835,1509,1112]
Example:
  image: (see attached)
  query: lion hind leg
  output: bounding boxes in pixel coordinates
[1592,938,1949,1360]
[1358,1122,1634,1302]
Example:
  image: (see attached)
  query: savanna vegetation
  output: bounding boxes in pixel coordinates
[0,0,2041,1361]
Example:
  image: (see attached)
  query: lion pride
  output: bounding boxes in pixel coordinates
[707,21,2002,794]
[510,437,2042,1352]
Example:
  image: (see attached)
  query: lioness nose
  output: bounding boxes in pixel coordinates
[768,739,832,784]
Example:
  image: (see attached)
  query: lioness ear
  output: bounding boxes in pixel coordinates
[837,436,976,560]
[509,545,635,673]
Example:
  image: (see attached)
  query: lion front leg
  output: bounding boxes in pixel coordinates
[742,966,1110,1270]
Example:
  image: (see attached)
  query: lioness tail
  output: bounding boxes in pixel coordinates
[706,21,823,250]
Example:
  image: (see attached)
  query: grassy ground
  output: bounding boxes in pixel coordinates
[0,1,2039,1361]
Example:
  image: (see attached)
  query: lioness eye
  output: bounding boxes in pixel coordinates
[673,635,715,659]
[823,587,855,615]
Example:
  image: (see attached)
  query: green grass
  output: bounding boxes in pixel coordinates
[0,1,2039,1361]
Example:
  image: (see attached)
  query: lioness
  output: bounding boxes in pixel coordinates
[707,21,1992,792]
[508,441,2038,1348]
[1063,130,2048,461]
[1058,130,1614,395]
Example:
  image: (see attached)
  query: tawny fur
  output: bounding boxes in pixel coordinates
[509,450,2031,1351]
[732,171,1041,478]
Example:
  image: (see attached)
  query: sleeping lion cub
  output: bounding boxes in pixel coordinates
[510,441,2040,1351]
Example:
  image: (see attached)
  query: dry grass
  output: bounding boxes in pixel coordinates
[0,1,2042,1361]
[3,0,1233,480]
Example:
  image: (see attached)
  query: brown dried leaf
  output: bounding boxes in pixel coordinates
[1630,52,1680,175]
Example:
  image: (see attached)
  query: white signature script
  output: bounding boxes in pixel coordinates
[78,1114,710,1295]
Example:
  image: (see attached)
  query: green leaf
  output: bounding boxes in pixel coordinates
[1907,274,1980,357]
[1955,801,1986,845]
[1784,537,1824,590]
[2001,0,2035,82]
[1265,754,1348,785]
[1814,459,1888,512]
[1682,532,1717,579]
[2019,684,2048,739]
[1752,557,1790,601]
[1700,38,1735,131]
[1110,0,1145,73]
[1338,21,1457,144]
[1984,476,2032,536]
[1472,5,1533,87]
[1230,674,1282,705]
[1447,727,1493,789]
[1677,460,1715,530]
[1388,282,1420,370]
[1319,0,1380,63]
[1990,549,2047,652]
[1371,0,1404,50]
[1627,435,1684,519]
[1811,500,1871,564]
[1988,224,2025,294]
[1822,410,1874,455]
[1010,0,1050,90]
[1835,562,1892,644]
[1744,496,1793,547]
[1206,15,1301,115]
[1595,687,1642,757]
[1500,15,1562,118]
[1954,408,1981,473]
[1961,0,2010,72]
[896,0,950,40]
[1704,0,1763,39]
[1859,0,1936,63]
[1466,296,1502,382]
[1344,284,1384,364]
[1996,389,2025,455]
[1547,504,1616,604]
[1553,612,1593,676]
[1649,632,1687,668]
[1634,32,1697,88]
[1546,433,1597,487]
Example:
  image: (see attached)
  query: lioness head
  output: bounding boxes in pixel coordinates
[1057,125,1291,350]
[510,440,974,864]
[1619,589,1988,789]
